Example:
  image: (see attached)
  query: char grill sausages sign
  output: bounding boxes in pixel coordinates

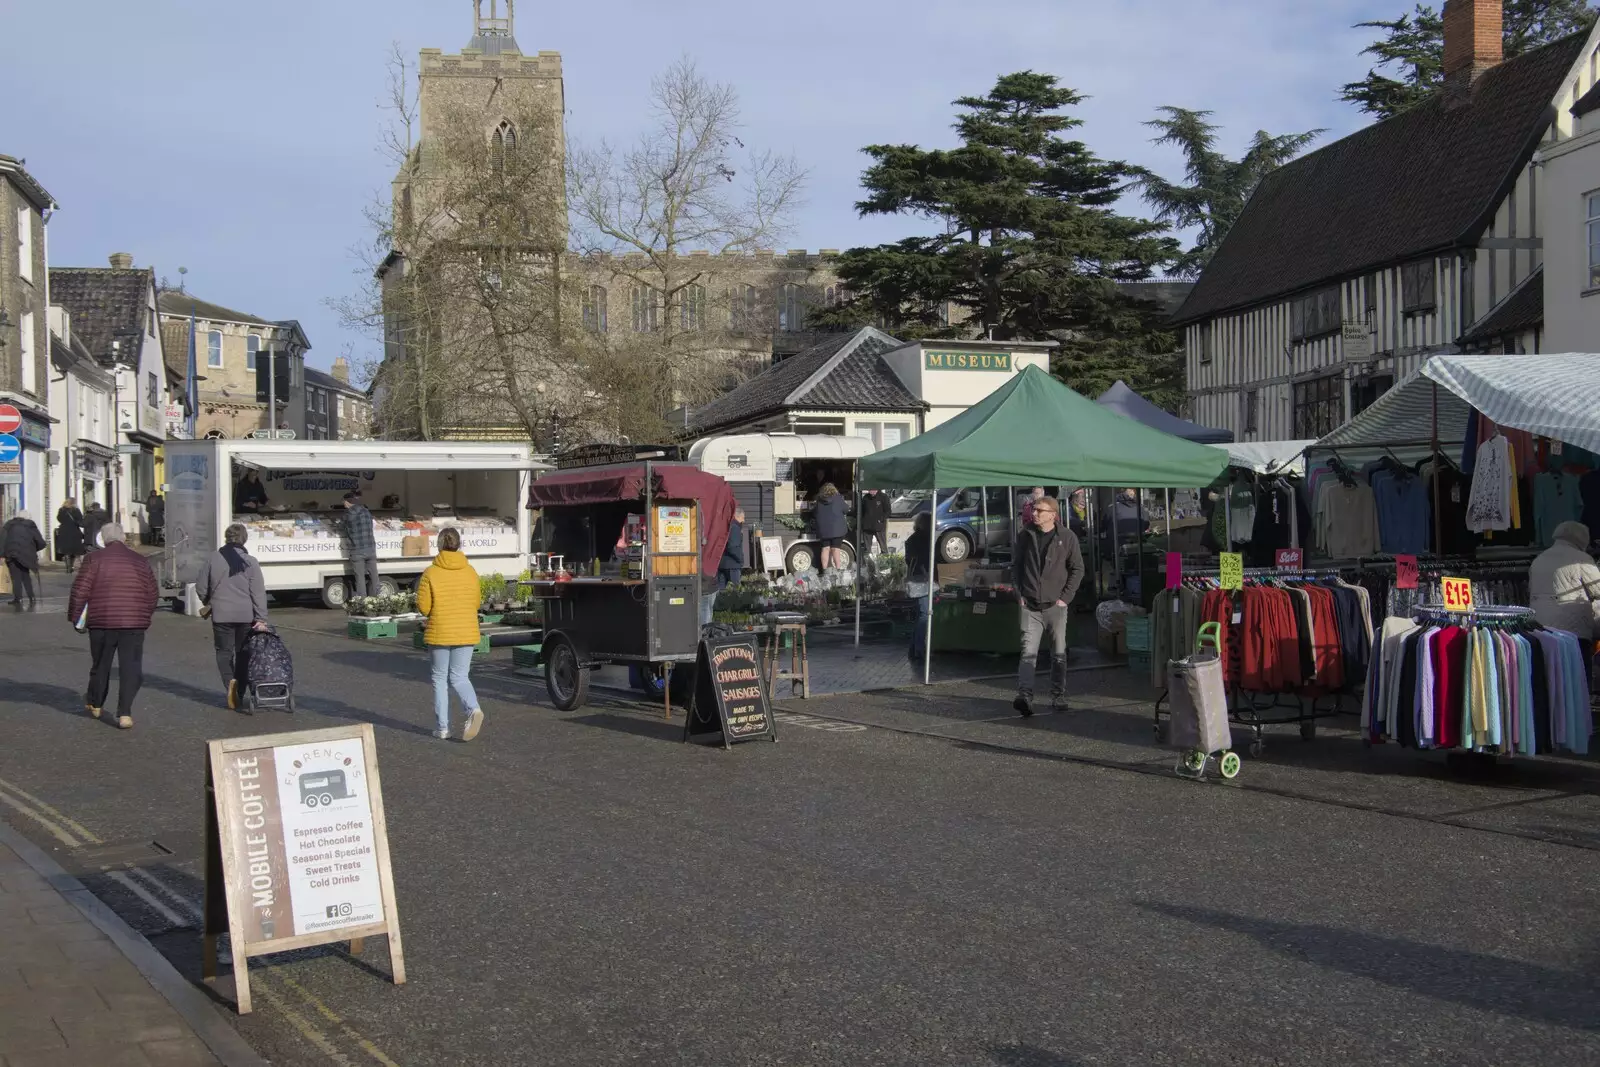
[684,634,778,748]
[204,724,405,1014]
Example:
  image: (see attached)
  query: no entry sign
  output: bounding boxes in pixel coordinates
[0,405,20,435]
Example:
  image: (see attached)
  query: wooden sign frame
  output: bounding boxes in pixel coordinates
[203,723,405,1014]
[683,634,779,749]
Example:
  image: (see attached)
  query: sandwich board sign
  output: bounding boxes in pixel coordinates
[683,633,778,749]
[203,723,404,1013]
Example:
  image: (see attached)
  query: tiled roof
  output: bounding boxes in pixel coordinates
[1174,33,1588,324]
[1574,80,1600,118]
[1118,281,1193,315]
[157,291,277,327]
[1459,265,1543,346]
[48,268,156,364]
[0,155,55,212]
[304,366,364,398]
[685,327,916,435]
[159,321,191,379]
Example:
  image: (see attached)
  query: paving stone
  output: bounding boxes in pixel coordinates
[59,939,126,966]
[22,905,80,927]
[55,1010,187,1047]
[0,988,108,1021]
[140,1037,222,1067]
[0,1021,65,1055]
[6,1046,152,1067]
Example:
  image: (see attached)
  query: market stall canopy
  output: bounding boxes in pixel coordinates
[859,365,1231,490]
[528,462,736,576]
[1314,353,1600,454]
[1095,381,1234,444]
[1212,440,1315,476]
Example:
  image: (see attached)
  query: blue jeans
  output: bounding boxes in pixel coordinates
[429,645,479,733]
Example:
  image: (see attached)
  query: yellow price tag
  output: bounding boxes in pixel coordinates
[1441,576,1474,613]
[1219,552,1244,591]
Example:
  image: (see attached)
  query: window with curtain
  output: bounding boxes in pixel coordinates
[207,331,222,368]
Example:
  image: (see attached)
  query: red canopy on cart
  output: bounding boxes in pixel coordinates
[527,462,737,577]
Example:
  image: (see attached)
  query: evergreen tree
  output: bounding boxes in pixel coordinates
[818,72,1184,404]
[1132,108,1322,279]
[1342,2,1597,118]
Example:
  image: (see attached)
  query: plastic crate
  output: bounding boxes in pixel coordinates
[1123,616,1151,653]
[347,619,398,640]
[512,644,543,669]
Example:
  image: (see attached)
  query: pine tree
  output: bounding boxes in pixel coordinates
[1342,2,1598,118]
[1132,108,1322,279]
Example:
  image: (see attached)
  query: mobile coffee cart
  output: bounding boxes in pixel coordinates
[525,459,737,713]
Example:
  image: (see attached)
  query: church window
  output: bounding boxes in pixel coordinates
[490,121,518,174]
[582,286,608,332]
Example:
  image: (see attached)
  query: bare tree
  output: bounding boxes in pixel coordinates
[566,57,807,434]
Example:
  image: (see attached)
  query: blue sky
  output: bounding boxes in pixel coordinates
[0,0,1401,370]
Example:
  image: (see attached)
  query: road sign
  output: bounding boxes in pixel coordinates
[0,432,18,486]
[0,406,19,435]
[0,434,20,463]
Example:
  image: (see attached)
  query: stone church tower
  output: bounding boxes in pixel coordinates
[392,0,566,253]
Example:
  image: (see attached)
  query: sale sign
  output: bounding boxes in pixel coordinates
[1394,555,1418,590]
[1441,576,1474,613]
[1274,548,1303,572]
[1219,552,1244,591]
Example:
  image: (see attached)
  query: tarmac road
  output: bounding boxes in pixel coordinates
[2,604,1598,1065]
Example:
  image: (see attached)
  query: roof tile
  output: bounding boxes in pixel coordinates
[48,268,156,364]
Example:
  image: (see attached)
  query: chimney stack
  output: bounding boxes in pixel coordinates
[108,252,134,269]
[1442,0,1503,90]
[331,356,350,384]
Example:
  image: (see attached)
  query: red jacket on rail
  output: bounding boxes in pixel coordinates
[67,542,158,630]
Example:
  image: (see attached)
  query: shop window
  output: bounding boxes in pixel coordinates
[1401,259,1436,313]
[1289,287,1341,342]
[1292,373,1344,439]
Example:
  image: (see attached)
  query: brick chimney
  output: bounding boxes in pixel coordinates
[1442,0,1503,90]
[331,355,350,384]
[108,252,133,268]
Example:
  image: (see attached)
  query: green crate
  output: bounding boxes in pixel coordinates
[479,613,505,626]
[347,619,398,640]
[512,644,543,669]
[1123,616,1151,653]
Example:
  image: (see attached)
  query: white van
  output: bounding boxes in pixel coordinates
[164,439,546,608]
[687,433,879,573]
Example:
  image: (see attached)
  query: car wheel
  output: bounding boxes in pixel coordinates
[378,576,400,597]
[785,543,816,573]
[938,531,971,563]
[320,577,349,610]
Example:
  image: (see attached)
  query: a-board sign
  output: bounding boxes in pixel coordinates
[759,535,786,574]
[683,633,778,749]
[203,723,404,1014]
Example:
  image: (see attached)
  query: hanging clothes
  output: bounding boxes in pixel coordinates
[1532,471,1585,548]
[1314,481,1382,558]
[1466,436,1514,533]
[1369,466,1431,555]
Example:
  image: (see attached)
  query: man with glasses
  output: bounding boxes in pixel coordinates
[1012,495,1084,716]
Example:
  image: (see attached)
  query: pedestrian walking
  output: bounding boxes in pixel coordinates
[906,512,932,662]
[1012,495,1084,717]
[416,527,485,741]
[859,489,890,557]
[55,500,86,572]
[718,507,746,590]
[83,502,109,550]
[199,523,270,710]
[66,522,158,729]
[342,489,380,598]
[145,490,165,545]
[3,510,46,608]
[813,482,849,572]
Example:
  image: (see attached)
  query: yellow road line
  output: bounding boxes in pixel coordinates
[252,978,363,1067]
[0,787,81,847]
[275,972,405,1067]
[0,774,102,843]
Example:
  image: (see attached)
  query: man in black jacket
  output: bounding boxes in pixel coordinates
[858,490,890,557]
[1012,495,1084,716]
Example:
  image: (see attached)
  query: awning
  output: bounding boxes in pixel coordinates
[1313,353,1600,454]
[860,365,1230,490]
[1095,381,1234,444]
[528,462,736,576]
[1212,440,1315,476]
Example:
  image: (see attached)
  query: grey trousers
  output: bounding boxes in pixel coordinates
[1018,604,1069,696]
[350,555,381,598]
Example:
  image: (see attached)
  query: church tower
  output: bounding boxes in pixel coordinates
[395,0,566,250]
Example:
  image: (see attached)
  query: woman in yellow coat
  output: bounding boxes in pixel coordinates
[415,528,486,741]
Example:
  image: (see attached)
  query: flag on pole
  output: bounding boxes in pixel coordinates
[185,312,198,438]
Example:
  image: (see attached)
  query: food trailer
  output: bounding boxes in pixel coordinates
[526,461,737,712]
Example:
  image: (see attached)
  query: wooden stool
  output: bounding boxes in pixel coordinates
[763,622,809,699]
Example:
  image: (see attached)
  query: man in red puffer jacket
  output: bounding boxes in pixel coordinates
[67,522,158,730]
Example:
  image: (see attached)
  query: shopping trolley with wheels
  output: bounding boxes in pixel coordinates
[1165,623,1240,781]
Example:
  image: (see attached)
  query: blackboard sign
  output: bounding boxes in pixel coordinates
[683,634,778,748]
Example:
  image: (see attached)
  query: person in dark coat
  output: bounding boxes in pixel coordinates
[145,490,165,545]
[906,512,933,662]
[236,471,269,512]
[3,511,46,607]
[56,499,86,571]
[859,490,890,557]
[1012,495,1085,717]
[66,522,158,729]
[813,482,849,571]
[718,508,746,589]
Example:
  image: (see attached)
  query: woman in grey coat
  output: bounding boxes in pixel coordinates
[198,523,269,708]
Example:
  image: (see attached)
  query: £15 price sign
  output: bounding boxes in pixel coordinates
[1441,576,1474,613]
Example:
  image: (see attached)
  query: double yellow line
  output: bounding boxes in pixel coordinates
[0,774,400,1067]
